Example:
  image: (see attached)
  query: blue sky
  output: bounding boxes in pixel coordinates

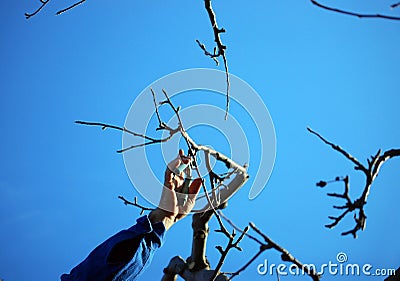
[1,1,399,280]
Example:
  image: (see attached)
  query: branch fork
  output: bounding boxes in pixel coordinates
[309,127,400,238]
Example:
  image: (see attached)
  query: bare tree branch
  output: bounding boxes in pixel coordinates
[25,0,87,19]
[184,135,247,175]
[228,247,266,280]
[185,203,303,281]
[56,0,86,15]
[310,0,400,21]
[76,88,248,235]
[218,211,264,245]
[317,176,367,238]
[25,0,50,19]
[75,89,184,153]
[74,120,179,153]
[76,90,248,214]
[198,0,230,120]
[307,127,367,174]
[118,196,154,215]
[310,127,400,238]
[321,177,356,229]
[248,222,320,281]
[219,214,320,281]
[391,2,400,9]
[151,88,165,129]
[210,226,248,281]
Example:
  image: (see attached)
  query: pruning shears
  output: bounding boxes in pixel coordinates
[174,162,192,206]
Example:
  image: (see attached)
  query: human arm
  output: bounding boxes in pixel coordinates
[61,150,201,281]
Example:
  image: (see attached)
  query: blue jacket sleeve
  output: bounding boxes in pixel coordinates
[60,215,166,281]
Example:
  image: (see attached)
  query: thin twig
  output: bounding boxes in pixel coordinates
[56,0,86,15]
[249,222,320,281]
[25,0,50,19]
[161,89,185,130]
[210,226,249,281]
[75,120,157,141]
[307,127,367,174]
[75,120,179,153]
[150,88,164,129]
[228,247,266,280]
[118,196,154,215]
[204,150,233,207]
[193,153,230,240]
[218,211,264,245]
[391,2,400,9]
[199,0,231,120]
[310,0,400,21]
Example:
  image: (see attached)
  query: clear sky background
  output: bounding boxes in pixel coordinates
[1,1,399,281]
